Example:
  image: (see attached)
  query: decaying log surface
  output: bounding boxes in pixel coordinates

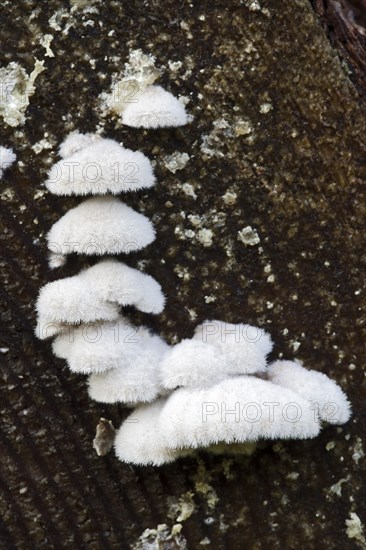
[1,0,365,548]
[313,0,366,93]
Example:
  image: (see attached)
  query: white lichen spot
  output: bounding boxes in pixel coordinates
[326,441,335,451]
[234,119,253,136]
[260,102,273,114]
[246,0,261,11]
[329,476,350,497]
[291,341,301,352]
[267,274,275,283]
[197,228,213,247]
[31,138,54,154]
[168,60,183,72]
[0,60,45,127]
[204,295,216,304]
[188,214,202,227]
[222,191,237,205]
[352,437,364,464]
[201,118,237,157]
[345,513,366,545]
[238,226,260,246]
[187,308,197,321]
[168,491,195,523]
[163,152,189,173]
[133,523,187,550]
[181,183,197,199]
[40,34,55,57]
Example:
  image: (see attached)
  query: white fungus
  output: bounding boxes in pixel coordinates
[46,196,155,262]
[35,259,165,339]
[193,320,273,375]
[115,376,322,466]
[87,332,168,405]
[53,316,169,375]
[268,360,351,425]
[0,146,16,178]
[122,85,188,129]
[159,339,225,389]
[115,400,178,466]
[46,135,155,195]
[58,131,101,158]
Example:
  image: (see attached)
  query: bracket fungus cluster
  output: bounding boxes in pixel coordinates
[113,322,351,465]
[36,74,350,466]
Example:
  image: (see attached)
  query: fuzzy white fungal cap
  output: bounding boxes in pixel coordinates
[36,277,119,340]
[47,197,155,261]
[114,400,178,466]
[267,360,351,425]
[0,146,16,177]
[35,259,165,339]
[193,320,273,375]
[53,316,169,375]
[115,376,321,466]
[46,136,155,195]
[58,131,102,159]
[122,85,188,129]
[87,331,168,404]
[160,339,227,390]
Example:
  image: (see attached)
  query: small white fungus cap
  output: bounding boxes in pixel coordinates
[122,85,188,129]
[0,146,16,178]
[46,136,155,195]
[115,400,178,466]
[52,316,169,375]
[159,339,227,390]
[193,320,273,375]
[267,360,351,425]
[35,259,165,339]
[87,331,169,404]
[58,131,102,159]
[115,376,321,466]
[46,196,155,262]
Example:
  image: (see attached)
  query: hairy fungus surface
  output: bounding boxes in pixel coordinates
[46,196,156,260]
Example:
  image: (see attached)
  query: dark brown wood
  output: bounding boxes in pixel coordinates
[1,0,366,548]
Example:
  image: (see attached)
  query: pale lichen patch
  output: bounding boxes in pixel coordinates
[238,226,260,246]
[0,60,45,127]
[163,152,190,173]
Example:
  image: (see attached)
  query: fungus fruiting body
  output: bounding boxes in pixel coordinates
[268,360,351,424]
[115,360,350,466]
[46,136,155,195]
[52,316,169,375]
[58,131,101,159]
[36,115,351,468]
[193,320,273,374]
[159,328,271,390]
[0,146,16,178]
[36,259,165,339]
[122,85,188,129]
[114,376,319,466]
[47,196,155,260]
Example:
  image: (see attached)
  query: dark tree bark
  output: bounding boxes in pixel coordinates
[1,0,365,548]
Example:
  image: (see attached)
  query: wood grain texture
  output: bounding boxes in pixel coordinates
[1,1,365,548]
